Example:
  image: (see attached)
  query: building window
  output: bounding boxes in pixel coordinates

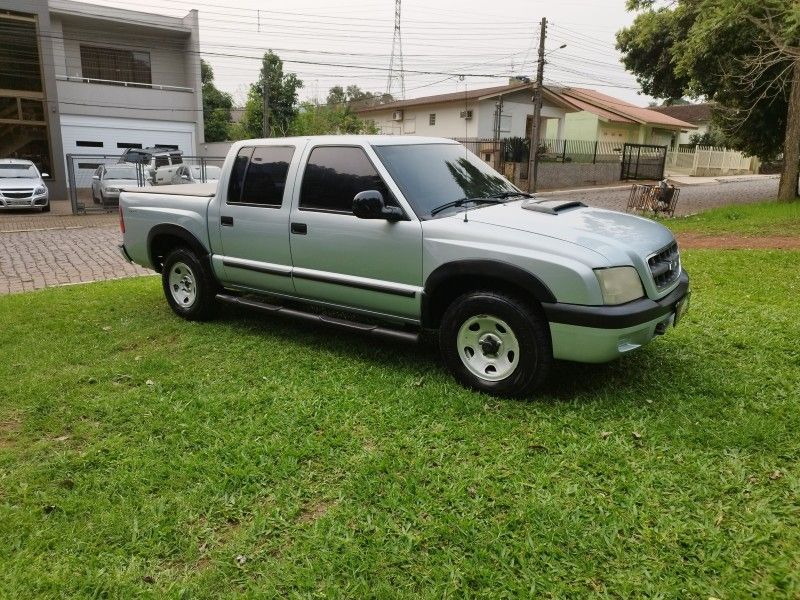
[117,142,142,149]
[0,124,52,176]
[80,46,152,85]
[0,18,42,92]
[76,141,103,147]
[429,113,436,126]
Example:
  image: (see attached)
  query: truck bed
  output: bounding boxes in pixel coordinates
[122,183,216,197]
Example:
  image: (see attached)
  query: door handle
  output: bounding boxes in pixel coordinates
[291,222,307,235]
[221,216,234,226]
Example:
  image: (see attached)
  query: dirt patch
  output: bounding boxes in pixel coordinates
[677,233,800,250]
[298,500,334,524]
[0,416,21,449]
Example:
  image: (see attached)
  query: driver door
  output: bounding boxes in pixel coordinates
[288,144,422,321]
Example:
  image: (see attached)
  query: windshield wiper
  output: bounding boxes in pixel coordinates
[430,197,504,216]
[429,191,532,216]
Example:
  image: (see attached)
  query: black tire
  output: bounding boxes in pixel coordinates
[439,291,552,398]
[92,191,100,204]
[41,203,50,213]
[161,248,218,321]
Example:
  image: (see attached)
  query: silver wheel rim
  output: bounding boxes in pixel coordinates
[168,261,197,308]
[456,314,520,382]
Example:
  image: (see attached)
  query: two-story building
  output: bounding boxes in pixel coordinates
[355,81,577,141]
[0,0,203,199]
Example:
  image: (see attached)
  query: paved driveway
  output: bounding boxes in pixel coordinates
[0,202,150,295]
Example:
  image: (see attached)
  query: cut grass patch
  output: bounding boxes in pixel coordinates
[659,200,800,236]
[1,250,799,597]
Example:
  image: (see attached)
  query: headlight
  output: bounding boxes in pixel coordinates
[34,186,46,195]
[595,267,645,305]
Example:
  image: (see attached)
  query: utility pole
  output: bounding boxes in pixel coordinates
[262,66,270,138]
[527,17,547,193]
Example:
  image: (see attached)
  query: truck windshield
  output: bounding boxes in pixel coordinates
[372,143,521,219]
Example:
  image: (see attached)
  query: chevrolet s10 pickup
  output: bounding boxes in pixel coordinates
[119,136,690,397]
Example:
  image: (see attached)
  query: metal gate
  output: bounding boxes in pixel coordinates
[65,153,225,215]
[620,143,668,181]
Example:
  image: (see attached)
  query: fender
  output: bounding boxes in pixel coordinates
[147,223,210,270]
[421,259,556,327]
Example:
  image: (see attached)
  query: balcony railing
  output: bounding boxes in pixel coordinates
[56,74,193,93]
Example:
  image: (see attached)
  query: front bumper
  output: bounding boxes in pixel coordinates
[544,271,690,363]
[0,193,49,209]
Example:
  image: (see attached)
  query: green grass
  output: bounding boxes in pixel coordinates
[659,200,800,236]
[2,250,800,598]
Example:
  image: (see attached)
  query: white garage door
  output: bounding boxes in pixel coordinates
[60,114,196,159]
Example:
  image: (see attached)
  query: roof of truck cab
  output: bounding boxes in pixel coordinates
[234,135,461,146]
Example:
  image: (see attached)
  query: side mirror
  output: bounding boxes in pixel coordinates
[353,190,404,222]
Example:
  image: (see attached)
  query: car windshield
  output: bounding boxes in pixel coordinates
[105,166,138,180]
[0,163,37,178]
[372,143,520,219]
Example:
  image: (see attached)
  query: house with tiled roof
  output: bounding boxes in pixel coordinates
[650,103,713,146]
[354,80,578,140]
[546,87,697,148]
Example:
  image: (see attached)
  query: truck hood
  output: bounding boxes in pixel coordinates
[466,200,675,261]
[0,177,41,189]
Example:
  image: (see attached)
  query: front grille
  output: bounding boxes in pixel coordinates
[2,189,33,199]
[648,241,681,289]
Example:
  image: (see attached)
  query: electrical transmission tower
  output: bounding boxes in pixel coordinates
[386,0,405,99]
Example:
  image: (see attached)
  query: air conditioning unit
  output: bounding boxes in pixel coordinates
[460,109,473,120]
[392,110,404,121]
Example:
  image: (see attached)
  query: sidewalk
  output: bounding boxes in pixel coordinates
[666,174,779,186]
[0,201,117,232]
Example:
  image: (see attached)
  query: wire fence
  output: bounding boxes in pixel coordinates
[452,137,625,171]
[65,153,226,215]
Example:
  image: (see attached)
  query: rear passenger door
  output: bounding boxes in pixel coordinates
[217,144,298,295]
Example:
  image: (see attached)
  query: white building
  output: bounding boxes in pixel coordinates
[355,82,577,141]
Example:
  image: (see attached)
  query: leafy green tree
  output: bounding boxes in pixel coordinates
[325,85,393,108]
[289,101,378,136]
[201,59,233,142]
[239,51,303,138]
[617,0,800,200]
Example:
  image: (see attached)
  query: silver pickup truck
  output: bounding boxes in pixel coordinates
[119,135,690,397]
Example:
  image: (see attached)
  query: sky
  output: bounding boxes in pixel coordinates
[78,0,653,107]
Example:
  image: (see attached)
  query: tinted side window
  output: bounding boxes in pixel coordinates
[240,146,295,206]
[227,147,252,203]
[299,146,392,213]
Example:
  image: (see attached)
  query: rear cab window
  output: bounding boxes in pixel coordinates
[299,146,395,214]
[227,145,295,207]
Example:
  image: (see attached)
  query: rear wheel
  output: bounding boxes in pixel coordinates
[440,291,552,397]
[161,248,217,321]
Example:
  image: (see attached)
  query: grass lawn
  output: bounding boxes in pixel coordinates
[2,250,799,598]
[659,200,800,236]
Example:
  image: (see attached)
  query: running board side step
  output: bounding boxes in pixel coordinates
[215,293,420,344]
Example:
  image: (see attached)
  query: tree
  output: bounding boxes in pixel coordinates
[289,101,378,136]
[325,85,393,109]
[201,59,233,142]
[617,0,800,200]
[238,51,303,138]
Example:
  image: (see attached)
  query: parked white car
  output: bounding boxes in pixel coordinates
[154,164,221,186]
[91,164,143,206]
[0,159,50,212]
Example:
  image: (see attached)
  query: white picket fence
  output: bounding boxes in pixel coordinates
[666,146,759,176]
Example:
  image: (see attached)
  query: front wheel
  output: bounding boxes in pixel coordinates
[41,203,50,213]
[440,291,552,397]
[161,248,217,321]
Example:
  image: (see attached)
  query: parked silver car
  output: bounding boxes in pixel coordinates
[0,159,50,212]
[92,164,142,206]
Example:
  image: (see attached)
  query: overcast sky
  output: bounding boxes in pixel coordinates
[81,0,652,107]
